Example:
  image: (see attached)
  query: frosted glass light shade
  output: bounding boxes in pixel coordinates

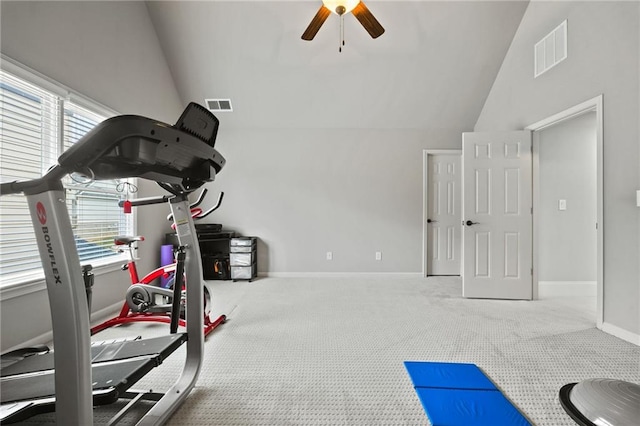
[322,0,360,14]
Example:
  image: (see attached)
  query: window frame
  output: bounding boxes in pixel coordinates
[0,56,136,299]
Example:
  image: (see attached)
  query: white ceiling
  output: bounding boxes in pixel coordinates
[146,1,529,130]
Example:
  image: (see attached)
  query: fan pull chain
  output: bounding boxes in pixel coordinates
[339,14,344,52]
[335,4,346,53]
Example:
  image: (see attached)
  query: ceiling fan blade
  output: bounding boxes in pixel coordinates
[352,1,385,39]
[301,5,331,41]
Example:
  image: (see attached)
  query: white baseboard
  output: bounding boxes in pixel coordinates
[258,272,423,279]
[538,281,597,298]
[601,322,640,346]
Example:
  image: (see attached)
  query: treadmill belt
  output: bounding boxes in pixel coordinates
[1,333,186,378]
[1,356,155,404]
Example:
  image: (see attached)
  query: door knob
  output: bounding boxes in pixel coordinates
[427,219,437,223]
[465,220,479,226]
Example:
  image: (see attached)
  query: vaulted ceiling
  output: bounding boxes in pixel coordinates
[146,1,529,130]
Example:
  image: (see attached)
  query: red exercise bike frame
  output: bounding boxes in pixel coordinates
[90,189,226,337]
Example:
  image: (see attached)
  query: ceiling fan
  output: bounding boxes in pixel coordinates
[301,0,385,49]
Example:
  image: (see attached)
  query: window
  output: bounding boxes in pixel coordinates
[0,67,134,287]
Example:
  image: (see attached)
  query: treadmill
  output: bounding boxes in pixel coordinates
[0,102,225,425]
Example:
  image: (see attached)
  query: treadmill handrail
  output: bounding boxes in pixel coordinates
[0,103,223,426]
[0,165,66,196]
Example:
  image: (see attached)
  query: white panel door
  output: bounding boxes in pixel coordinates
[462,131,532,299]
[427,154,461,275]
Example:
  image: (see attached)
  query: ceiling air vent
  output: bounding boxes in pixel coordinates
[534,20,567,78]
[205,98,233,112]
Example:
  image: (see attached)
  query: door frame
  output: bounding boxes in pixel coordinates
[422,149,462,277]
[525,95,604,328]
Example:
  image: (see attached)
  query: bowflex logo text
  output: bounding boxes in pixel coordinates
[36,203,62,285]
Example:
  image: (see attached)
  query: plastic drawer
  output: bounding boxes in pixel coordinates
[230,237,256,247]
[230,252,253,266]
[231,264,256,280]
[230,245,254,253]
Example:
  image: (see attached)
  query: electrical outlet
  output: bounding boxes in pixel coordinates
[326,251,333,260]
[558,199,567,211]
[375,251,382,261]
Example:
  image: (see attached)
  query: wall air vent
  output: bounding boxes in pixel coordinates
[205,98,233,112]
[534,20,567,78]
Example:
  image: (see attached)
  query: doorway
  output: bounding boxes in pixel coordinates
[423,150,462,276]
[527,95,604,327]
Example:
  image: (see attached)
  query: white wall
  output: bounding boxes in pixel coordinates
[538,111,597,282]
[0,1,183,350]
[146,1,513,277]
[475,1,640,336]
[209,127,463,274]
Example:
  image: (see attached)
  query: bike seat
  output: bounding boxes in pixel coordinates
[114,236,145,245]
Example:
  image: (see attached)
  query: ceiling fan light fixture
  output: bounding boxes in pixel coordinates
[322,0,360,15]
[301,0,384,42]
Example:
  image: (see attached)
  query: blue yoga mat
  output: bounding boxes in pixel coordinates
[404,361,532,426]
[404,361,497,391]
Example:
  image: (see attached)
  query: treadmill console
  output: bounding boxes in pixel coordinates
[58,103,225,191]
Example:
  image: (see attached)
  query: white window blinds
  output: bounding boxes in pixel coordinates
[0,68,133,286]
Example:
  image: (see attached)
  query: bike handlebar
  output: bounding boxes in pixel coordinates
[166,191,223,222]
[194,192,224,219]
[189,188,208,209]
[118,188,212,209]
[118,194,172,207]
[117,187,223,222]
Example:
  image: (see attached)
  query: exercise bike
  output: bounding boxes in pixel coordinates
[91,189,226,337]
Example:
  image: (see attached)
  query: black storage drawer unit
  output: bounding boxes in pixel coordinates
[199,231,234,280]
[230,237,257,281]
[165,230,234,280]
